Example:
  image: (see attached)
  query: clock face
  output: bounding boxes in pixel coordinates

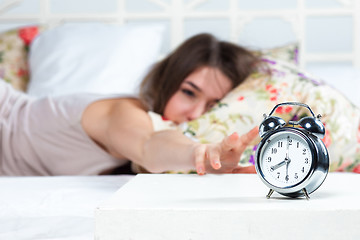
[258,131,313,188]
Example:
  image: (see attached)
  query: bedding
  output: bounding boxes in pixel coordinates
[149,59,360,173]
[0,25,42,91]
[253,42,299,66]
[27,23,165,97]
[0,175,133,239]
[306,63,360,108]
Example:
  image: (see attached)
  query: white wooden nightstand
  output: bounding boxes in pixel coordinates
[95,173,360,240]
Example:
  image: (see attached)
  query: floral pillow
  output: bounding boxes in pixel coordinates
[148,58,360,174]
[0,25,43,91]
[252,42,299,66]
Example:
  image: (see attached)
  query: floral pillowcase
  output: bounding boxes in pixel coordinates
[0,25,43,91]
[252,42,299,66]
[148,58,360,174]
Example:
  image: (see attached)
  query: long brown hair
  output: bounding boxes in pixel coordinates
[139,33,260,114]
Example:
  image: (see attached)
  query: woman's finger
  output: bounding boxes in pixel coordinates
[207,146,221,169]
[220,132,240,151]
[221,127,258,153]
[194,144,207,175]
[234,127,259,153]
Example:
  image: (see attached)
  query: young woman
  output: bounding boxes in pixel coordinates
[0,33,260,176]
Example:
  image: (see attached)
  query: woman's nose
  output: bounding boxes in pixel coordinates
[187,103,206,121]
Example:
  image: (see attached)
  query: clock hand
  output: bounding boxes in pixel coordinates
[271,136,292,172]
[284,136,291,181]
[286,136,290,159]
[270,160,286,171]
[285,158,291,181]
[270,157,291,171]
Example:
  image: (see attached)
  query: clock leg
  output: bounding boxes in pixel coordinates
[302,188,310,200]
[266,189,274,199]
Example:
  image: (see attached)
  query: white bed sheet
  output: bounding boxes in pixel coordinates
[0,175,134,240]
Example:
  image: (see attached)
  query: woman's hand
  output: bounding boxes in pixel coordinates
[193,127,259,175]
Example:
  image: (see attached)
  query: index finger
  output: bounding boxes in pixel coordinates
[237,126,259,151]
[222,127,258,150]
[194,144,207,175]
[220,132,240,152]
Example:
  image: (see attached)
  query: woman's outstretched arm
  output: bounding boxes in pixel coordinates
[104,98,197,173]
[84,98,258,174]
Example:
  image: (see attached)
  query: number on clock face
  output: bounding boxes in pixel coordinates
[259,132,313,188]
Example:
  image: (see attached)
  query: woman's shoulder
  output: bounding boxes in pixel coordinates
[83,97,150,136]
[83,97,144,126]
[82,96,154,159]
[86,96,143,113]
[91,97,147,118]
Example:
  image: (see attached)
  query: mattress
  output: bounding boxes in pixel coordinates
[0,175,134,240]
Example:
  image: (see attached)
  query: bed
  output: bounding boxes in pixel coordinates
[1,0,360,239]
[0,175,134,239]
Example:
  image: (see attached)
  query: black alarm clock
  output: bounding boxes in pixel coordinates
[255,102,329,200]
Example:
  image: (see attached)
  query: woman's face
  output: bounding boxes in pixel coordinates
[163,66,232,124]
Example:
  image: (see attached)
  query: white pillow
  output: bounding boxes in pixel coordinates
[27,23,164,97]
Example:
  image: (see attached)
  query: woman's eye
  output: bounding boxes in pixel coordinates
[182,89,195,97]
[206,101,219,111]
[206,103,215,110]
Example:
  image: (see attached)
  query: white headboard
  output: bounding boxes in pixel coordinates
[0,0,359,68]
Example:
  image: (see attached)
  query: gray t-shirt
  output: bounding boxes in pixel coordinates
[0,80,128,176]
